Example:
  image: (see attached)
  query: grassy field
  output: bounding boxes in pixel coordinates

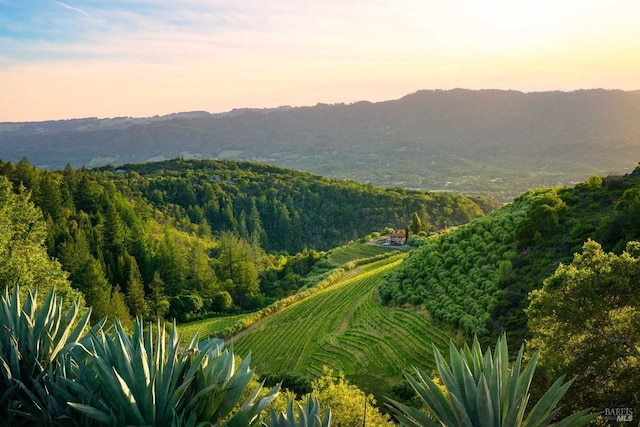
[325,242,395,265]
[230,254,454,401]
[178,313,251,341]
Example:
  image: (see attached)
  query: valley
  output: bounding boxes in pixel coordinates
[1,145,639,424]
[3,89,640,203]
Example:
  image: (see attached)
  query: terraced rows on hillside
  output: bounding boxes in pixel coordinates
[178,313,251,340]
[231,254,454,396]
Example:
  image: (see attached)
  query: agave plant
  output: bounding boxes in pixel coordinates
[0,286,96,425]
[68,318,279,426]
[387,335,597,427]
[266,396,331,427]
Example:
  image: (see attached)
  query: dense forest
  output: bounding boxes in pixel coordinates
[381,164,640,342]
[0,156,491,326]
[380,164,640,415]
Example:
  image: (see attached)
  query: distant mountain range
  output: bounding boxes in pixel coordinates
[2,88,639,202]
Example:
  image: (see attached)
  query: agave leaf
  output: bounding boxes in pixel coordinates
[503,390,529,426]
[514,350,538,403]
[61,301,91,345]
[112,366,146,425]
[475,373,496,427]
[463,341,479,381]
[295,401,307,427]
[505,344,525,414]
[0,382,20,407]
[51,303,89,365]
[67,402,114,425]
[552,408,599,427]
[388,397,441,427]
[493,335,509,421]
[448,389,474,427]
[216,369,255,419]
[268,407,280,426]
[461,373,479,422]
[320,402,331,427]
[162,366,195,421]
[130,324,152,408]
[449,340,474,410]
[433,344,462,407]
[225,384,279,427]
[408,367,457,425]
[522,375,573,426]
[391,335,595,427]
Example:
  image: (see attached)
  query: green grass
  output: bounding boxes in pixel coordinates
[326,242,394,265]
[178,313,251,340]
[230,254,454,401]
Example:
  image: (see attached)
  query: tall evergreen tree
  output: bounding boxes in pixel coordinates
[147,271,169,320]
[35,172,65,223]
[103,201,126,257]
[214,231,261,308]
[409,212,423,235]
[126,257,148,319]
[74,257,112,323]
[74,171,101,214]
[109,284,134,330]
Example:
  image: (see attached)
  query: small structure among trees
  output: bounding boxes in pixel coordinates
[385,231,406,246]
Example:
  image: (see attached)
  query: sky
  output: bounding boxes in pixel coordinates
[1,0,640,122]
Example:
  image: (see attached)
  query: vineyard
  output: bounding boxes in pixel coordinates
[230,254,454,400]
[177,313,251,340]
[325,242,395,265]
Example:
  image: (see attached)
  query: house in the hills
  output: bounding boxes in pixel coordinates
[385,231,406,246]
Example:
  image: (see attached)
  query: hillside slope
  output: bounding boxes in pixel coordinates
[0,157,488,325]
[231,255,453,403]
[2,89,640,202]
[381,163,640,344]
[103,158,492,252]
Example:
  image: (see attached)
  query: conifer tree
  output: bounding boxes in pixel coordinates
[126,257,148,318]
[148,271,169,320]
[109,284,134,330]
[104,201,125,257]
[76,258,113,322]
[410,212,423,235]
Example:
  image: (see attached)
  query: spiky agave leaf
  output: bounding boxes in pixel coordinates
[266,396,331,427]
[68,318,279,426]
[0,286,93,425]
[387,335,598,427]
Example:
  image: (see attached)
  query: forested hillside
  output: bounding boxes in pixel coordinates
[102,158,493,252]
[380,163,640,345]
[2,155,638,423]
[0,156,489,327]
[377,164,640,415]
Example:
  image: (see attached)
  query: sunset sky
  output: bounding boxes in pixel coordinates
[1,0,640,122]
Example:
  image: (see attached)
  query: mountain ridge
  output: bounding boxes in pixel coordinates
[2,88,639,203]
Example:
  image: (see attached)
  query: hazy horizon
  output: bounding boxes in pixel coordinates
[2,1,640,122]
[3,87,640,124]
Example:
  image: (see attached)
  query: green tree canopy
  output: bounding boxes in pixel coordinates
[409,212,423,235]
[0,176,83,308]
[527,239,640,414]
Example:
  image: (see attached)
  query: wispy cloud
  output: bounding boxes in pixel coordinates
[1,0,640,121]
[52,1,90,17]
